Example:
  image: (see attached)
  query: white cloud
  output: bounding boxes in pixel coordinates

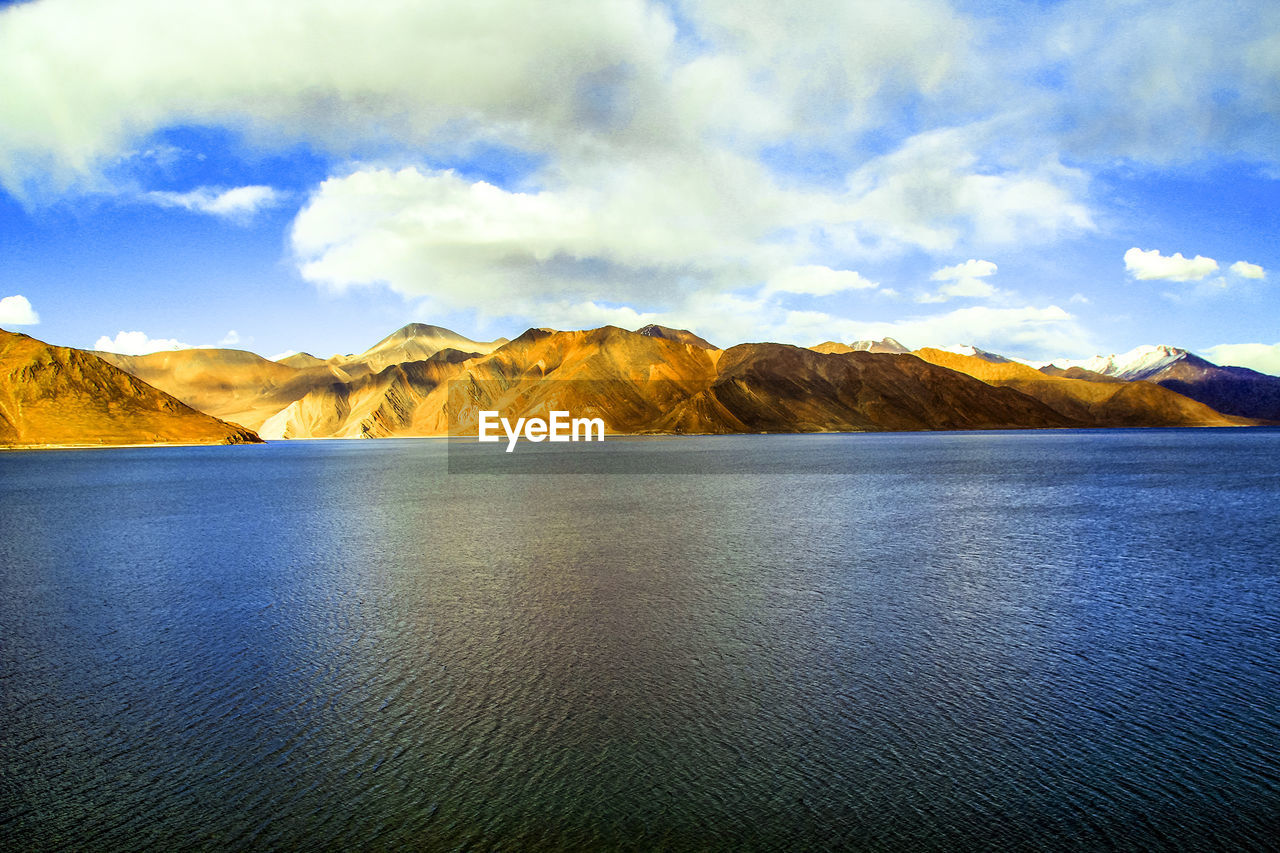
[1230,260,1266,279]
[1124,247,1219,281]
[291,163,795,312]
[1203,342,1280,376]
[92,328,244,354]
[94,330,191,355]
[932,259,998,281]
[919,258,1005,303]
[144,186,281,221]
[704,303,1092,359]
[269,349,299,361]
[1044,0,1280,164]
[0,0,684,196]
[0,294,39,325]
[679,0,978,137]
[836,126,1095,253]
[764,265,879,296]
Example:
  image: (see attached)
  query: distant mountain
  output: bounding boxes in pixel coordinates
[1053,344,1185,380]
[635,324,717,350]
[82,323,1279,441]
[338,323,507,374]
[261,327,1081,437]
[937,344,1013,363]
[811,338,910,355]
[260,348,478,439]
[1045,344,1280,421]
[97,323,504,430]
[915,348,1253,428]
[277,352,328,369]
[1,329,260,447]
[97,347,355,431]
[661,344,1074,432]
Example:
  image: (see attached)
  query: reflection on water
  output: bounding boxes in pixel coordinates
[2,431,1279,850]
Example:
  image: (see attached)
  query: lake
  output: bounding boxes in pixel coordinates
[2,430,1278,851]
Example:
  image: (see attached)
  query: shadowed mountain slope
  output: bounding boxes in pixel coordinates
[915,348,1254,427]
[660,345,1075,433]
[1045,344,1280,420]
[97,347,354,431]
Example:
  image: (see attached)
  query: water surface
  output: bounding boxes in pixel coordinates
[2,431,1278,850]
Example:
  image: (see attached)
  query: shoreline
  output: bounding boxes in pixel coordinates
[4,422,1273,452]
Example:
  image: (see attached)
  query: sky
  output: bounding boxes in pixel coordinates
[1,0,1278,372]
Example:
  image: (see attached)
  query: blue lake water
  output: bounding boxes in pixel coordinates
[2,430,1279,851]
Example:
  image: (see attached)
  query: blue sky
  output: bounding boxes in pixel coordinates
[1,0,1278,372]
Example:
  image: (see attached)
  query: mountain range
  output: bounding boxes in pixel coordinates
[1,322,1275,448]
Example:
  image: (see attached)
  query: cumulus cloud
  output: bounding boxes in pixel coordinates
[93,329,242,354]
[0,0,683,196]
[698,303,1091,359]
[836,126,1095,253]
[1229,260,1266,279]
[94,330,191,355]
[1203,342,1280,376]
[764,265,879,296]
[918,258,1005,303]
[0,294,39,325]
[1124,247,1219,281]
[144,186,281,221]
[291,162,797,312]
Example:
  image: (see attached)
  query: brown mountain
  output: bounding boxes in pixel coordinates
[658,344,1074,433]
[810,337,910,355]
[635,324,717,350]
[97,347,356,431]
[0,329,260,447]
[260,348,478,439]
[256,327,1079,438]
[1130,353,1280,422]
[335,323,507,374]
[914,348,1253,428]
[277,352,329,369]
[97,324,507,431]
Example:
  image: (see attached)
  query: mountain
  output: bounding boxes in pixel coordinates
[1045,345,1280,421]
[336,323,506,374]
[810,337,910,355]
[95,324,502,431]
[277,352,329,369]
[87,323,1275,442]
[0,329,260,447]
[259,327,1080,438]
[915,348,1253,428]
[635,324,717,350]
[937,344,1013,363]
[97,347,355,431]
[658,344,1074,432]
[260,348,477,439]
[1052,344,1186,380]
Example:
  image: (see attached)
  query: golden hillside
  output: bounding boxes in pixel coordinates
[0,329,261,447]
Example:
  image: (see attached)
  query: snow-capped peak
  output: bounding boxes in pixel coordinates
[1052,345,1189,380]
[940,344,1013,363]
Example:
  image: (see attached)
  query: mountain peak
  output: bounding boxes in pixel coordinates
[635,324,717,350]
[850,337,910,354]
[1055,344,1191,380]
[938,344,1012,363]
